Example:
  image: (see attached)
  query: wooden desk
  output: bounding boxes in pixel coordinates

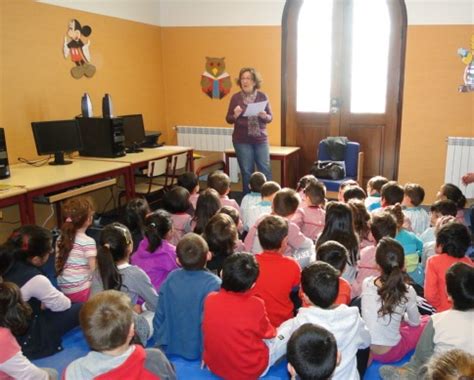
[77,146,194,196]
[0,186,28,224]
[224,146,301,188]
[1,160,131,224]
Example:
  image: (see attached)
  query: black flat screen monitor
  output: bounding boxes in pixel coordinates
[31,119,83,165]
[120,114,146,153]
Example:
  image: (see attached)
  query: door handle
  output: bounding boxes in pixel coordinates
[330,98,341,114]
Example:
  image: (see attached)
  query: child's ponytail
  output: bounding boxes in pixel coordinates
[56,197,94,275]
[145,210,173,253]
[375,237,408,317]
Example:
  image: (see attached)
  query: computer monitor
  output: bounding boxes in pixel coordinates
[31,119,83,165]
[120,114,146,153]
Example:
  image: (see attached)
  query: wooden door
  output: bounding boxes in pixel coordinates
[282,0,407,184]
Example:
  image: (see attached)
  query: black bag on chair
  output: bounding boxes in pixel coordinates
[310,160,346,180]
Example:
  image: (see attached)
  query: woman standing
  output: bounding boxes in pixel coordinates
[226,67,272,194]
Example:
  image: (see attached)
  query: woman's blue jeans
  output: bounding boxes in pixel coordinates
[233,142,272,194]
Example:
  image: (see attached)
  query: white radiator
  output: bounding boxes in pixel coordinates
[176,126,240,182]
[445,137,474,198]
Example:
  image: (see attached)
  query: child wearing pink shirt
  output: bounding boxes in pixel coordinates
[177,172,200,212]
[292,181,326,241]
[162,186,192,246]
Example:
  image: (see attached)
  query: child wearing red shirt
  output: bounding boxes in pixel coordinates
[425,222,473,312]
[316,240,352,305]
[202,253,278,380]
[252,215,301,327]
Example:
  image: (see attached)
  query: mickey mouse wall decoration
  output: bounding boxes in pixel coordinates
[63,19,96,79]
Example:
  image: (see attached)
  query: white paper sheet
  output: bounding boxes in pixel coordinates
[243,101,268,117]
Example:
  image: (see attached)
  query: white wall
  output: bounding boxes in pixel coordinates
[38,0,473,26]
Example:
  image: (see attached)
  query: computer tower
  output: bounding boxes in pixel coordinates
[0,128,10,179]
[76,117,126,158]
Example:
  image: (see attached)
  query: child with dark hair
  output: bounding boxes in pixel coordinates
[424,222,472,312]
[153,233,221,360]
[316,201,359,283]
[124,197,151,253]
[56,196,96,302]
[343,186,367,203]
[131,210,178,290]
[241,172,266,228]
[251,215,301,327]
[244,180,281,231]
[352,211,397,297]
[64,290,175,380]
[207,171,240,213]
[348,199,373,249]
[361,237,426,363]
[219,205,244,236]
[161,186,192,246]
[274,262,370,379]
[287,323,339,380]
[380,181,405,208]
[365,176,389,211]
[177,171,199,210]
[92,223,158,344]
[436,183,467,224]
[402,183,430,236]
[191,188,221,234]
[380,262,474,380]
[245,188,314,267]
[204,213,239,275]
[337,179,359,202]
[385,204,424,285]
[0,279,57,379]
[0,225,80,359]
[317,241,351,305]
[295,174,318,204]
[292,181,326,241]
[203,253,279,379]
[420,199,457,245]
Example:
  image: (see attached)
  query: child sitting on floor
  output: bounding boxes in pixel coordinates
[241,172,266,229]
[64,290,176,380]
[202,253,279,380]
[348,199,373,249]
[251,215,301,327]
[131,210,179,290]
[123,197,151,254]
[287,323,339,380]
[365,176,389,212]
[380,262,474,380]
[343,185,367,203]
[402,183,430,236]
[0,278,57,379]
[161,186,192,246]
[436,183,467,224]
[361,237,427,363]
[177,171,200,211]
[153,233,221,360]
[295,174,318,204]
[292,181,326,241]
[191,188,221,234]
[245,181,281,232]
[207,171,240,213]
[56,196,96,302]
[420,199,457,245]
[275,261,371,380]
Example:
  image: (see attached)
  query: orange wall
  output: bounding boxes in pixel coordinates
[399,25,474,203]
[0,0,166,162]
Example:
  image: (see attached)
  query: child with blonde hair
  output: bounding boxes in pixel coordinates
[56,196,96,302]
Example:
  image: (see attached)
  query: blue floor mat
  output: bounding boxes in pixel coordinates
[32,327,412,379]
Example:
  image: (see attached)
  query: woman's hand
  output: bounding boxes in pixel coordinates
[258,111,268,120]
[234,105,243,119]
[462,172,474,185]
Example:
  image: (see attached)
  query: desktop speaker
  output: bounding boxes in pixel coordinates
[102,93,114,118]
[81,93,93,118]
[76,117,126,158]
[0,128,10,179]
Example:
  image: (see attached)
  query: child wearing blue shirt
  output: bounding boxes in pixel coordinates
[153,233,221,360]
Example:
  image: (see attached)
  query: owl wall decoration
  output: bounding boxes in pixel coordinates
[458,35,474,92]
[200,57,232,99]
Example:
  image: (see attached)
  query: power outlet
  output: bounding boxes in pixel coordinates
[0,211,3,220]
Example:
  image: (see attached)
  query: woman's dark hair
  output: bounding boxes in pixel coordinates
[204,213,237,259]
[0,225,52,276]
[192,188,221,235]
[316,201,359,267]
[446,262,474,311]
[162,186,191,214]
[56,197,94,275]
[0,279,32,335]
[236,67,262,90]
[436,222,471,258]
[97,223,132,291]
[348,200,371,241]
[440,183,466,209]
[375,237,408,317]
[124,197,150,238]
[145,209,173,252]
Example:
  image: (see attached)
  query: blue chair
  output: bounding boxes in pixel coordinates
[316,140,364,198]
